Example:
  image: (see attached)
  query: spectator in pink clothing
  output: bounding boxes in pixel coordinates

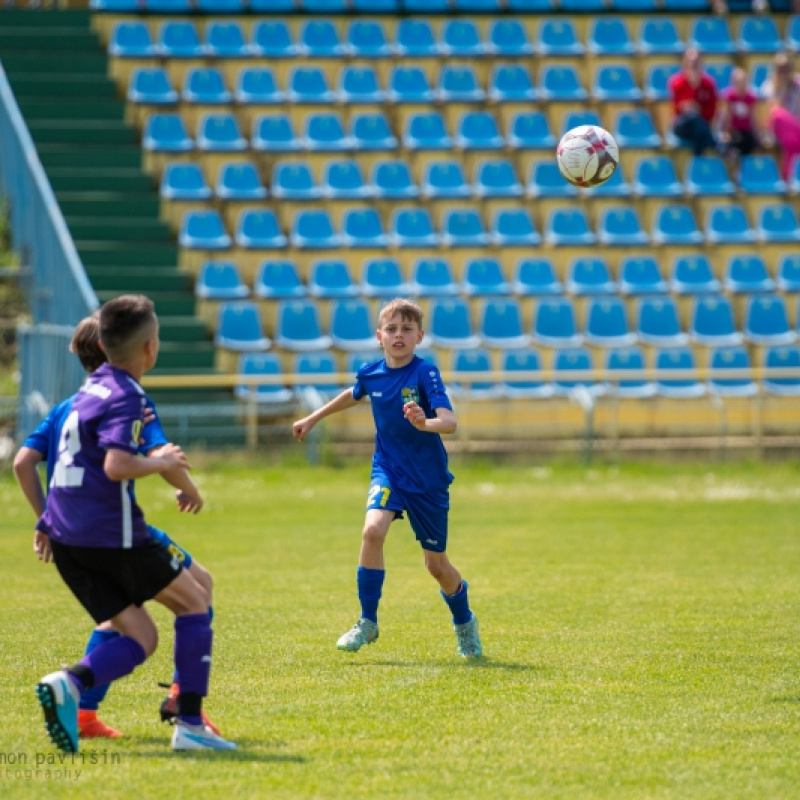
[761,51,800,179]
[719,68,761,158]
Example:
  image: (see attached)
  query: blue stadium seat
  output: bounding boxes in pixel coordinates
[479,298,530,349]
[235,209,287,249]
[560,0,604,8]
[744,294,795,345]
[308,260,358,298]
[788,15,800,51]
[545,208,596,246]
[474,159,523,198]
[179,210,231,249]
[235,353,293,405]
[271,162,320,201]
[216,162,267,201]
[301,0,348,9]
[321,160,369,200]
[235,67,283,105]
[395,19,439,57]
[670,254,721,294]
[143,113,193,152]
[488,19,534,57]
[109,21,158,57]
[512,259,562,296]
[552,348,603,398]
[196,0,245,11]
[254,260,306,299]
[128,68,177,105]
[655,347,706,399]
[341,208,388,248]
[371,159,419,200]
[506,0,555,7]
[389,208,439,248]
[614,109,662,148]
[538,19,584,56]
[196,260,249,300]
[330,299,377,351]
[507,112,557,150]
[689,295,744,346]
[196,113,247,151]
[636,296,687,346]
[440,20,487,57]
[538,65,588,102]
[304,113,352,152]
[561,110,602,134]
[215,302,270,352]
[662,0,709,7]
[639,18,684,55]
[689,18,735,54]
[183,67,230,104]
[346,20,393,58]
[251,21,297,58]
[298,20,345,58]
[566,257,616,296]
[290,209,340,249]
[597,207,649,246]
[453,0,502,9]
[738,16,782,53]
[633,156,683,197]
[251,114,301,153]
[739,154,786,193]
[403,112,452,151]
[422,160,471,199]
[428,298,481,349]
[532,297,583,348]
[351,113,397,151]
[287,67,335,104]
[275,299,333,351]
[409,258,459,296]
[449,349,502,400]
[361,258,410,298]
[750,61,771,95]
[592,65,642,102]
[387,66,434,103]
[588,17,635,56]
[527,161,578,198]
[92,0,139,10]
[158,21,207,58]
[705,204,756,245]
[145,0,193,9]
[249,0,296,9]
[651,205,703,245]
[490,209,542,247]
[338,66,386,104]
[705,62,733,92]
[462,258,511,296]
[604,347,656,399]
[206,21,251,57]
[756,204,800,243]
[500,349,553,399]
[777,255,800,292]
[724,254,775,293]
[160,163,211,200]
[644,63,681,101]
[454,112,504,150]
[584,297,636,347]
[619,256,668,295]
[763,345,800,396]
[441,209,490,248]
[708,346,758,397]
[488,65,537,103]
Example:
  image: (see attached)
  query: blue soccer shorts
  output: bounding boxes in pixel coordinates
[366,469,450,553]
[146,524,194,569]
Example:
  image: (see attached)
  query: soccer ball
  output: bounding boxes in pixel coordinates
[556,125,619,187]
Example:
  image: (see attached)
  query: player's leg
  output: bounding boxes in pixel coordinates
[78,620,124,739]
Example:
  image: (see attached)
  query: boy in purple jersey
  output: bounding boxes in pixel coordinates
[292,298,482,658]
[13,313,221,739]
[32,294,235,752]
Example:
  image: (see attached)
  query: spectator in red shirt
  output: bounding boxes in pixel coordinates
[719,67,761,159]
[668,48,719,155]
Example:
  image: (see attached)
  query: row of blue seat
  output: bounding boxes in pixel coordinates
[109,16,795,61]
[197,254,800,301]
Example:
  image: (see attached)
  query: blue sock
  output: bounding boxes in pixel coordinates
[441,579,473,626]
[357,567,385,623]
[172,605,213,685]
[79,629,120,711]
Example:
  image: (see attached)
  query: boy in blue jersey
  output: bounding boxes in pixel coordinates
[292,298,482,658]
[13,313,221,739]
[26,294,235,752]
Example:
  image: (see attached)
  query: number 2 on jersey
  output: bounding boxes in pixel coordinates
[367,484,391,509]
[51,410,86,488]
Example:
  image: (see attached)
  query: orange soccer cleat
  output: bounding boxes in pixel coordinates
[78,709,123,739]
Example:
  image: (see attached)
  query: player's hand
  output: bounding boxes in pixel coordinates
[33,530,53,563]
[175,489,203,514]
[292,417,315,442]
[160,443,191,471]
[403,401,427,431]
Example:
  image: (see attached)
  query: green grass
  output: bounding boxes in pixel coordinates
[2,458,800,799]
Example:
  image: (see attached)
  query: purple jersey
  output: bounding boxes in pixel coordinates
[38,363,149,548]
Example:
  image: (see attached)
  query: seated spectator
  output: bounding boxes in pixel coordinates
[668,49,719,156]
[761,51,800,180]
[719,68,761,159]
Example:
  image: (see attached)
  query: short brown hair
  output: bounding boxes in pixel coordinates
[99,294,157,363]
[70,312,107,373]
[378,298,424,328]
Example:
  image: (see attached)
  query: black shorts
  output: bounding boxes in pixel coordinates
[50,539,183,625]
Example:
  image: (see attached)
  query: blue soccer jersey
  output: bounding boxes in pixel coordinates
[353,355,454,493]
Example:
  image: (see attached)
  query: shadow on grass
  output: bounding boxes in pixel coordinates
[768,695,800,704]
[344,658,542,672]
[129,737,306,763]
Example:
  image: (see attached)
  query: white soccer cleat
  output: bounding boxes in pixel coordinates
[336,618,379,652]
[454,615,483,658]
[171,722,237,751]
[36,670,81,753]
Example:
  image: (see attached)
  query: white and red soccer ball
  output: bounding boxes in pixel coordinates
[556,125,620,187]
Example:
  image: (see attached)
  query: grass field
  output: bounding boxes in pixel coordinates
[1,456,800,799]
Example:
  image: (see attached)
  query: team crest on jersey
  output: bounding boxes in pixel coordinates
[401,386,419,404]
[131,419,142,447]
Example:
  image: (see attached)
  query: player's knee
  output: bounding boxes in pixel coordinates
[190,563,213,602]
[133,622,158,658]
[361,522,387,547]
[424,552,448,581]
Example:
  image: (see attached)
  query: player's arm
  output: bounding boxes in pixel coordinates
[404,404,457,435]
[146,444,203,513]
[13,446,47,517]
[105,442,190,481]
[292,388,360,442]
